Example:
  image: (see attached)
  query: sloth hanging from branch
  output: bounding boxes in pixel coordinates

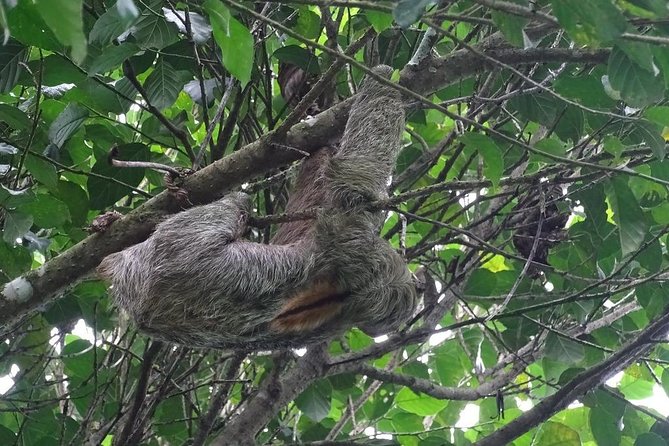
[98,65,417,350]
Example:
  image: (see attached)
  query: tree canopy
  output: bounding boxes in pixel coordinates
[2,0,669,445]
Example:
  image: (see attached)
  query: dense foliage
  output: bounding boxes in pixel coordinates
[2,0,669,445]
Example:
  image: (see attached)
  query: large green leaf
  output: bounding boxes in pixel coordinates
[535,421,581,446]
[395,387,448,416]
[24,154,58,191]
[89,4,138,45]
[608,46,665,108]
[6,1,63,51]
[393,0,436,28]
[273,45,320,74]
[607,177,648,258]
[460,132,503,187]
[17,194,70,228]
[491,0,527,47]
[366,10,394,33]
[87,142,149,209]
[205,0,253,87]
[131,12,179,49]
[34,0,86,62]
[0,38,26,93]
[295,381,332,422]
[143,59,191,110]
[635,433,667,446]
[2,211,32,244]
[590,406,622,446]
[626,120,666,160]
[544,332,585,364]
[88,43,140,76]
[48,103,89,148]
[551,0,626,44]
[0,103,30,129]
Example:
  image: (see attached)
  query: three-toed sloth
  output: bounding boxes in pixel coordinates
[98,65,417,350]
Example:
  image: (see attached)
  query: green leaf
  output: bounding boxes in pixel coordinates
[533,137,567,163]
[396,387,448,416]
[5,1,63,52]
[620,366,654,399]
[88,43,140,76]
[89,5,137,45]
[0,242,32,278]
[205,1,254,87]
[24,154,58,191]
[0,103,30,129]
[61,338,95,378]
[49,103,89,148]
[143,59,191,110]
[590,406,622,446]
[17,194,70,228]
[625,0,667,15]
[43,294,82,326]
[393,0,436,28]
[616,39,657,73]
[366,11,394,33]
[627,120,666,160]
[638,237,662,273]
[645,106,669,127]
[0,424,16,443]
[510,93,560,126]
[554,106,585,144]
[491,1,527,47]
[295,381,332,422]
[608,46,665,108]
[55,180,89,227]
[464,269,497,297]
[0,184,33,207]
[662,368,669,398]
[132,12,179,50]
[635,433,667,446]
[34,0,86,62]
[434,342,465,386]
[544,332,585,364]
[461,132,503,187]
[22,407,60,446]
[551,0,626,44]
[87,142,149,209]
[535,421,581,446]
[2,211,32,244]
[295,8,320,40]
[273,45,320,74]
[554,72,616,109]
[608,177,648,257]
[0,38,27,93]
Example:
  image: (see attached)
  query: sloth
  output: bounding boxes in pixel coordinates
[98,65,417,350]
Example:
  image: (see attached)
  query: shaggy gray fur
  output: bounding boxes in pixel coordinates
[99,65,416,350]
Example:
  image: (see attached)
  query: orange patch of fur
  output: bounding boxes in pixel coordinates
[270,280,345,333]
